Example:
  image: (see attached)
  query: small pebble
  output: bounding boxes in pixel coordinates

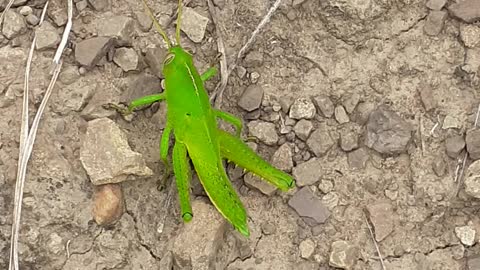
[426,0,447,10]
[19,6,33,16]
[455,225,476,246]
[329,241,358,269]
[343,93,360,114]
[424,10,447,36]
[290,97,316,120]
[299,239,315,259]
[293,119,313,141]
[318,180,334,193]
[334,106,350,124]
[93,183,124,226]
[313,95,334,118]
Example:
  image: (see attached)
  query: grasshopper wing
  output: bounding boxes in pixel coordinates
[187,149,250,237]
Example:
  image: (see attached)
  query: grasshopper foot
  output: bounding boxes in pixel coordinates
[103,102,131,114]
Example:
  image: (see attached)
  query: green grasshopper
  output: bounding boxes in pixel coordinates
[116,0,295,237]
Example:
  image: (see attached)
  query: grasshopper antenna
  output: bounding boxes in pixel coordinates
[176,0,183,46]
[141,0,172,48]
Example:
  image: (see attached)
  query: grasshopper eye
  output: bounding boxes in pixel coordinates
[164,53,175,65]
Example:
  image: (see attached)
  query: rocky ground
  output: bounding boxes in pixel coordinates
[1,0,480,269]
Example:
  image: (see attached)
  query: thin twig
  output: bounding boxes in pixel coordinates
[475,103,480,128]
[53,0,72,64]
[206,0,228,109]
[0,0,16,28]
[210,0,283,106]
[9,1,71,269]
[9,3,49,268]
[419,113,425,156]
[364,212,386,270]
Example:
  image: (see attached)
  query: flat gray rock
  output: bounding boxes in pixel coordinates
[98,16,134,43]
[288,187,330,224]
[448,0,480,23]
[80,118,153,185]
[366,201,394,241]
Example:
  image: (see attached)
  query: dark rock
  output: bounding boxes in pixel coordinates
[307,124,335,157]
[294,119,313,141]
[445,135,465,158]
[424,10,447,36]
[313,95,334,118]
[75,37,114,68]
[466,129,480,160]
[365,107,413,155]
[238,85,264,112]
[145,46,168,78]
[243,50,264,67]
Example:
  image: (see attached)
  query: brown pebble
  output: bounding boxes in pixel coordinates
[93,183,124,226]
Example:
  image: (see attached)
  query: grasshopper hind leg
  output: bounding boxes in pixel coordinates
[218,130,295,191]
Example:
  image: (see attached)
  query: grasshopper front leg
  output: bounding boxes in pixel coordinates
[104,93,167,116]
[159,121,173,189]
[218,130,295,191]
[214,110,243,137]
[172,141,193,222]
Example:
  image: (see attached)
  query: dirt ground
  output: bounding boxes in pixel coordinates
[1,0,480,269]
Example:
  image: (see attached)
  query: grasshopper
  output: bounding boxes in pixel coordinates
[116,0,295,237]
